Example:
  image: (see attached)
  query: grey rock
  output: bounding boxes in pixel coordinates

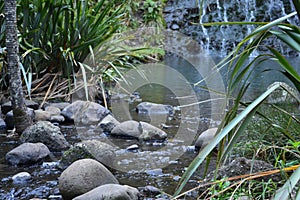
[140,122,167,141]
[0,117,6,133]
[45,106,61,116]
[195,128,218,149]
[171,23,180,30]
[111,120,141,139]
[59,159,118,200]
[6,143,50,165]
[45,102,70,110]
[126,144,139,151]
[5,108,35,130]
[61,100,110,125]
[136,102,174,115]
[73,184,142,200]
[34,109,51,121]
[111,120,167,141]
[59,140,116,169]
[97,114,120,132]
[12,172,31,184]
[1,99,39,114]
[20,121,70,151]
[50,115,65,123]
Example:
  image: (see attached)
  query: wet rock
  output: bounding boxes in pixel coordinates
[111,120,167,141]
[61,100,110,125]
[195,127,218,149]
[45,102,70,110]
[140,122,167,141]
[1,99,39,114]
[136,102,174,115]
[111,120,142,138]
[96,114,120,132]
[34,109,51,121]
[44,106,61,116]
[59,158,118,200]
[20,121,70,151]
[59,140,116,169]
[12,172,31,184]
[126,144,139,151]
[5,108,35,130]
[6,143,50,165]
[50,115,65,123]
[73,184,142,200]
[140,185,161,196]
[0,117,6,133]
[171,23,180,30]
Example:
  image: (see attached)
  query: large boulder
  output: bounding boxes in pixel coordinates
[111,120,167,141]
[61,100,110,125]
[20,121,70,151]
[59,159,118,200]
[1,100,39,115]
[59,140,116,169]
[73,184,142,200]
[5,143,50,165]
[136,102,174,115]
[195,128,218,149]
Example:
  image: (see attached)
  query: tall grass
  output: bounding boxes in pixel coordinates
[174,1,300,198]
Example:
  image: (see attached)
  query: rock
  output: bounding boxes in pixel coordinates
[59,159,118,200]
[12,172,31,184]
[195,128,218,149]
[111,120,167,141]
[0,117,6,134]
[171,23,180,30]
[1,100,39,114]
[73,184,142,200]
[140,122,167,141]
[20,121,70,151]
[6,143,50,165]
[61,100,110,125]
[50,115,65,123]
[45,102,70,110]
[136,102,174,115]
[59,140,116,169]
[96,114,120,133]
[126,144,139,151]
[44,106,61,116]
[34,109,51,121]
[5,108,35,130]
[111,120,142,139]
[141,185,161,196]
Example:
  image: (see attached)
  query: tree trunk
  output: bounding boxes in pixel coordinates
[5,0,32,134]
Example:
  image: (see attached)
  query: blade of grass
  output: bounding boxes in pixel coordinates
[173,83,282,197]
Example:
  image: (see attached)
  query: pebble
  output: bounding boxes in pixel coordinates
[12,172,31,184]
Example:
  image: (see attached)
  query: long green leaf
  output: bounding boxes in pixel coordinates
[274,165,300,200]
[173,83,282,197]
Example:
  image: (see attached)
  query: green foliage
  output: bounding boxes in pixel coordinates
[174,0,300,198]
[141,0,165,25]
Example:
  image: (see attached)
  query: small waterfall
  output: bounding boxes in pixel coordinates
[164,0,299,57]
